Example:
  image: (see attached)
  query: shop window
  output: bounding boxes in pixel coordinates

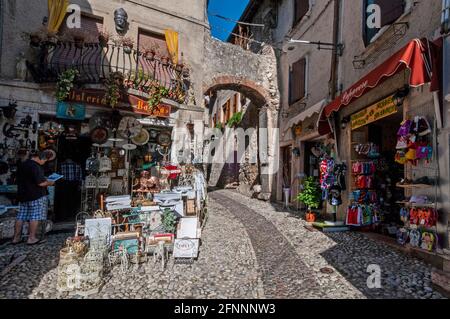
[289,58,307,105]
[138,29,169,57]
[294,0,310,25]
[443,0,450,34]
[363,0,405,46]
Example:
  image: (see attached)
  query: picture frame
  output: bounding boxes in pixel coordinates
[112,238,139,254]
[173,238,199,258]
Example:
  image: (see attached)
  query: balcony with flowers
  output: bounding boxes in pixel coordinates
[24,28,191,108]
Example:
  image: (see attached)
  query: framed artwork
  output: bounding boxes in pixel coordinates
[176,217,198,239]
[56,102,86,120]
[84,218,112,244]
[112,238,139,254]
[173,239,199,258]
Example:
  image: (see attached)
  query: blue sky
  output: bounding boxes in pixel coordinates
[208,0,250,41]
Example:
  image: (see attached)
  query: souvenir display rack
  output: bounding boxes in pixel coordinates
[395,118,440,253]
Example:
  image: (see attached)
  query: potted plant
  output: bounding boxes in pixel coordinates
[98,30,111,47]
[22,30,45,47]
[46,30,59,45]
[162,208,176,233]
[296,176,322,223]
[62,29,87,48]
[160,54,170,66]
[227,112,243,128]
[143,43,160,60]
[119,37,134,54]
[104,71,124,108]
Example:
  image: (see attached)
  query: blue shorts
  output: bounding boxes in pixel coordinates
[17,196,48,221]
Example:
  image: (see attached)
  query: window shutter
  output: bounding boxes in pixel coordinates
[138,29,169,56]
[295,0,310,24]
[290,58,306,104]
[376,0,405,27]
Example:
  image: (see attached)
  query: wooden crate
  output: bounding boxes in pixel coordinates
[186,199,196,216]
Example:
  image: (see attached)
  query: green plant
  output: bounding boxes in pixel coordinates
[214,122,224,130]
[162,208,176,233]
[55,68,78,101]
[227,111,243,128]
[296,176,322,211]
[104,71,124,108]
[148,85,169,109]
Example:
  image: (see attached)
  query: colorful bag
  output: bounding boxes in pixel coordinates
[396,228,409,245]
[397,120,412,137]
[395,151,407,165]
[409,229,421,247]
[420,232,435,251]
[416,146,432,161]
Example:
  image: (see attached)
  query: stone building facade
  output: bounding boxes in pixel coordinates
[230,0,449,248]
[0,0,209,151]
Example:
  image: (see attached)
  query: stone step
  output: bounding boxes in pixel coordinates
[431,268,450,298]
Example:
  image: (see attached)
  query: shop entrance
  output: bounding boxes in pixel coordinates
[349,106,405,234]
[281,146,292,188]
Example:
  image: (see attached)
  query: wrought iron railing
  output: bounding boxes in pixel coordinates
[26,41,189,103]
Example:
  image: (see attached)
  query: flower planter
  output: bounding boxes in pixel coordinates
[175,63,184,72]
[160,56,170,66]
[123,45,133,54]
[74,37,85,49]
[305,211,316,223]
[98,35,109,47]
[145,51,155,60]
[30,35,41,47]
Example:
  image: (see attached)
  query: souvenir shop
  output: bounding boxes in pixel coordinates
[318,38,444,253]
[0,89,208,295]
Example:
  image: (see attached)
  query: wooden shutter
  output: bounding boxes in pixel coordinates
[289,58,306,104]
[60,14,103,37]
[376,0,405,27]
[138,29,169,56]
[294,0,310,24]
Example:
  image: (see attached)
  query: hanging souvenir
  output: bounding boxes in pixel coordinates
[131,129,150,146]
[42,148,57,162]
[90,127,109,145]
[118,117,142,139]
[99,155,112,172]
[86,153,100,172]
[97,174,111,189]
[420,232,435,252]
[157,132,171,146]
[85,174,98,189]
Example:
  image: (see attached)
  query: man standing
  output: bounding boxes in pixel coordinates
[55,155,82,221]
[12,150,54,245]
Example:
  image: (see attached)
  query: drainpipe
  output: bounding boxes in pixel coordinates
[0,0,3,75]
[329,0,340,100]
[329,0,341,160]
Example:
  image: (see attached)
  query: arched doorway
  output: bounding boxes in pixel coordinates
[203,76,278,200]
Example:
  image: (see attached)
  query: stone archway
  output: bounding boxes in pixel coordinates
[202,36,280,200]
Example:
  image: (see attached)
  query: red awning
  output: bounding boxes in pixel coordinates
[319,38,440,135]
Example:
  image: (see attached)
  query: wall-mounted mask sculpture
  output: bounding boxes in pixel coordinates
[114,8,128,34]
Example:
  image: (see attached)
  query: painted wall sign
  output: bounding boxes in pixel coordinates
[66,89,171,118]
[351,95,397,130]
[56,102,86,120]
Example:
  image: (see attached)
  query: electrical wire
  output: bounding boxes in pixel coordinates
[208,12,265,27]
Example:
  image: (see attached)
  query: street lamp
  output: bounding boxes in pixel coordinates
[393,86,410,107]
[288,39,344,56]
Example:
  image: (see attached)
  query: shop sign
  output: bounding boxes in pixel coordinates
[56,102,86,120]
[351,95,397,130]
[66,89,171,118]
[173,238,199,258]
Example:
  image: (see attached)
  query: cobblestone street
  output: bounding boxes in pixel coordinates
[0,190,446,299]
